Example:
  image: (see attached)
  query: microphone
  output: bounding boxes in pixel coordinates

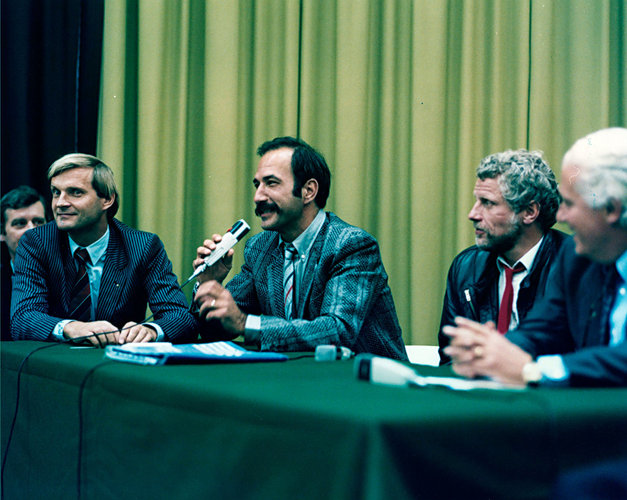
[315,345,354,361]
[190,219,250,280]
[354,354,424,387]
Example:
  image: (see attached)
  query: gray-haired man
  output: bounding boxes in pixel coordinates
[438,149,567,364]
[444,128,627,387]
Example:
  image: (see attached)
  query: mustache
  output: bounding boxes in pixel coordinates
[255,201,280,216]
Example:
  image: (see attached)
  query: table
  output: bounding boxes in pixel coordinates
[2,341,627,499]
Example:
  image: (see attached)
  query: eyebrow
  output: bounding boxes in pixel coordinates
[254,174,281,184]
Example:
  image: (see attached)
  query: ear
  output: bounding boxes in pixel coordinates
[605,198,623,225]
[520,201,540,225]
[301,179,319,206]
[101,194,116,212]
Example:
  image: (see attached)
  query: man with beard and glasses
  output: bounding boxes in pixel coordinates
[192,136,407,360]
[438,149,566,364]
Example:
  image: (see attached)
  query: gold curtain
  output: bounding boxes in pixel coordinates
[98,0,626,345]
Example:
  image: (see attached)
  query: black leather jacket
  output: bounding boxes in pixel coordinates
[438,229,568,365]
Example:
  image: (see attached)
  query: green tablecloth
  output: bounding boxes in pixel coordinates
[2,341,627,499]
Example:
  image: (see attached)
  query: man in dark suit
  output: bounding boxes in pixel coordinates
[438,149,566,364]
[11,153,196,346]
[443,128,627,387]
[193,136,407,360]
[1,186,49,340]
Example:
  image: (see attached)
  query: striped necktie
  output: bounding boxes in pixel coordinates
[68,248,92,321]
[283,243,299,319]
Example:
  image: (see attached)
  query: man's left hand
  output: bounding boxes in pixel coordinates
[443,316,532,386]
[119,322,157,344]
[196,280,247,335]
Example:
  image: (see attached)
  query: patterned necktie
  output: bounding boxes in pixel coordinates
[283,243,299,319]
[68,248,92,321]
[497,263,526,334]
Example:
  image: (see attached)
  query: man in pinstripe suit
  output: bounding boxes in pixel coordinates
[10,153,196,346]
[193,137,407,360]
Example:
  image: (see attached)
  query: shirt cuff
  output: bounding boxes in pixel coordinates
[145,323,165,342]
[536,355,570,386]
[244,314,261,346]
[53,320,74,341]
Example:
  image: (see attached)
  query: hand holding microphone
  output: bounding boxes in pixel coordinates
[191,220,250,283]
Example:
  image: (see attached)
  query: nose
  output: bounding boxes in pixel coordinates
[25,221,36,230]
[253,184,267,204]
[468,201,481,221]
[56,192,70,207]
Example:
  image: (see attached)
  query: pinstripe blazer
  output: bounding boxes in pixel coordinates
[10,219,196,342]
[202,212,407,360]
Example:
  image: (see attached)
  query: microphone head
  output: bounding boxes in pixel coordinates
[354,354,417,387]
[315,345,353,361]
[230,219,251,240]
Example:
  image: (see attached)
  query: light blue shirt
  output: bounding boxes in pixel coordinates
[610,250,627,346]
[244,210,327,337]
[53,228,164,341]
[536,249,627,385]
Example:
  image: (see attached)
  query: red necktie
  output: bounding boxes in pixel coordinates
[68,248,92,321]
[497,263,525,334]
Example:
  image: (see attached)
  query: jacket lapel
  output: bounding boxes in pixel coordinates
[268,241,285,317]
[296,217,329,318]
[60,233,77,311]
[96,224,128,320]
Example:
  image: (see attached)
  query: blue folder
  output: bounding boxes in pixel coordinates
[104,341,288,365]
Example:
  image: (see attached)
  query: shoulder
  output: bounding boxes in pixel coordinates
[323,212,377,247]
[544,228,570,252]
[555,236,595,273]
[244,229,279,252]
[19,221,61,250]
[449,245,490,271]
[110,219,161,246]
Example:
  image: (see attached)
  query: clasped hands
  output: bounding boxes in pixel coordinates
[63,320,157,347]
[192,233,246,336]
[443,317,532,386]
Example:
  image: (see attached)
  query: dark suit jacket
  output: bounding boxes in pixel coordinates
[200,212,407,360]
[507,237,627,387]
[1,243,12,341]
[438,229,568,364]
[11,219,196,342]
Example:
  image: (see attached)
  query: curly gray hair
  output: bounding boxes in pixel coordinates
[476,149,560,231]
[562,127,627,229]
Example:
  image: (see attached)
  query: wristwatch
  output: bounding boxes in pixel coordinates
[522,361,543,387]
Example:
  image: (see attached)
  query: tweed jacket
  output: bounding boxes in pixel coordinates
[507,237,627,387]
[11,219,196,342]
[201,212,407,360]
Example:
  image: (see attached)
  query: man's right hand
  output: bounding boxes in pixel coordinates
[193,233,234,284]
[63,320,120,347]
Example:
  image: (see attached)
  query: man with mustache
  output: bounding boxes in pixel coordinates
[444,127,627,387]
[438,149,566,364]
[193,136,407,360]
[11,153,196,346]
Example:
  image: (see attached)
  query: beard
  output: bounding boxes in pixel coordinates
[475,216,524,254]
